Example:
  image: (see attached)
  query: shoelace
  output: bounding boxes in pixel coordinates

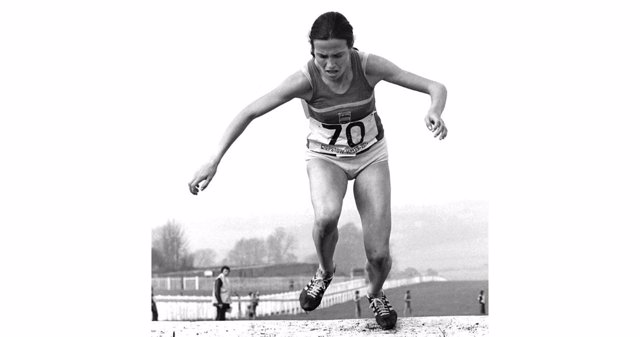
[305,271,333,298]
[305,277,326,298]
[369,297,392,316]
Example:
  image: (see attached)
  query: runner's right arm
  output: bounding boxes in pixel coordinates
[189,71,311,195]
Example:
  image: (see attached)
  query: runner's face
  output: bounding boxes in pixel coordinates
[312,39,351,81]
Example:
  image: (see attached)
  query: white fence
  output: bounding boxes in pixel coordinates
[154,275,446,321]
[152,275,351,293]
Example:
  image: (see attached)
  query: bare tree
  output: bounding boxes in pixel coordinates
[192,248,217,268]
[333,222,367,276]
[266,227,297,264]
[152,220,191,272]
[151,247,164,272]
[300,223,366,273]
[225,238,267,266]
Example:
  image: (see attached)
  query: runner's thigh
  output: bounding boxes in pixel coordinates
[353,161,391,254]
[307,158,349,222]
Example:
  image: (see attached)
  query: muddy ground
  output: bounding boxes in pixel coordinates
[151,316,488,337]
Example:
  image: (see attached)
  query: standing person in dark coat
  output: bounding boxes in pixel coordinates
[213,266,232,320]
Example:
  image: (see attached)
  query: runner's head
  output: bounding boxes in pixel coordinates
[309,12,354,81]
[309,12,354,56]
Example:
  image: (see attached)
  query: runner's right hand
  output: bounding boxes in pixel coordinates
[188,162,218,195]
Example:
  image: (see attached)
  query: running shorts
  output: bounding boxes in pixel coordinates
[305,138,389,180]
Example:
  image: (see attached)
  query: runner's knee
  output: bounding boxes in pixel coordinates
[365,248,391,266]
[313,209,340,236]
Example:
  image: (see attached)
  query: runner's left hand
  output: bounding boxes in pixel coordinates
[425,111,447,140]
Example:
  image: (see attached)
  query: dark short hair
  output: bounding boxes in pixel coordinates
[221,265,230,273]
[309,11,354,56]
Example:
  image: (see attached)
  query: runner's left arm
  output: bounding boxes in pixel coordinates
[365,54,448,140]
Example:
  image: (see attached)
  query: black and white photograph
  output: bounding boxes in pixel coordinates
[149,3,488,335]
[2,1,639,337]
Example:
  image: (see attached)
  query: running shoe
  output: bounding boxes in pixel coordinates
[299,266,335,311]
[368,292,397,330]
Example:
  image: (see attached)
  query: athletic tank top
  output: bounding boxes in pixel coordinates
[301,50,384,157]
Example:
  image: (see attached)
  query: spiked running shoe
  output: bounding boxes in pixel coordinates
[368,292,398,330]
[299,266,335,311]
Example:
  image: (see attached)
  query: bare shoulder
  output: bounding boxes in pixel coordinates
[360,52,403,86]
[276,69,313,101]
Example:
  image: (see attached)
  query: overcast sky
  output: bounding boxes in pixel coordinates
[3,1,640,335]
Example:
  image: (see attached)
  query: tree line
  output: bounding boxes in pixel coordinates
[151,220,298,273]
[152,220,427,277]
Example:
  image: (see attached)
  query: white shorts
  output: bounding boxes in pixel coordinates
[305,138,389,180]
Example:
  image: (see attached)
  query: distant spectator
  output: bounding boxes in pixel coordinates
[354,290,361,318]
[248,291,260,319]
[478,290,487,315]
[213,266,233,320]
[289,280,295,291]
[234,292,241,317]
[255,292,260,308]
[151,287,158,321]
[403,290,412,316]
[247,292,254,319]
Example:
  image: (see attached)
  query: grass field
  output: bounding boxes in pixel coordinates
[253,280,489,320]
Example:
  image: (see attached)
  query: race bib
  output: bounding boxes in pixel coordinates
[307,112,381,157]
